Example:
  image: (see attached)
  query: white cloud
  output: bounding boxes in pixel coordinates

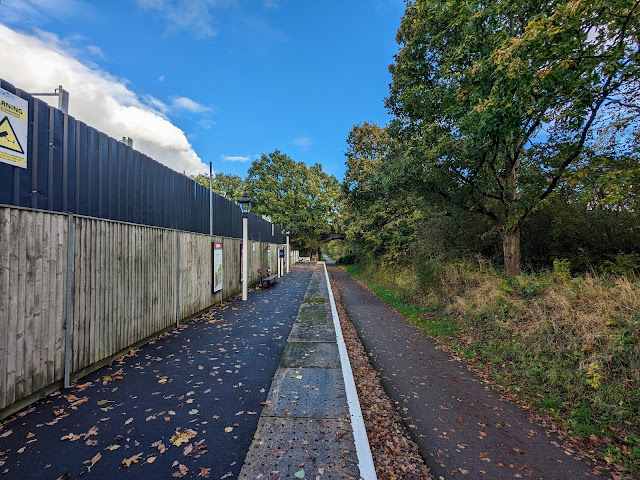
[293,136,312,150]
[172,96,210,113]
[0,24,207,176]
[221,155,249,162]
[86,45,104,58]
[159,75,165,82]
[1,0,88,27]
[135,0,236,39]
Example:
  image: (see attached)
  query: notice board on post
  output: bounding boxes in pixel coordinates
[212,242,223,293]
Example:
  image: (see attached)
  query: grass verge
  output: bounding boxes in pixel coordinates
[343,262,640,478]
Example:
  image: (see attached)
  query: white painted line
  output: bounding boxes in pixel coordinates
[322,262,377,480]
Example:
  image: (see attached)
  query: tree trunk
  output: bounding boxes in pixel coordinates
[503,228,521,277]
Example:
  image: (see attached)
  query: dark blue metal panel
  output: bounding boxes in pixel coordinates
[139,154,148,226]
[99,133,109,218]
[65,116,77,213]
[0,162,11,205]
[87,127,100,218]
[117,141,127,221]
[50,108,64,212]
[132,150,140,224]
[125,145,134,223]
[76,121,88,215]
[13,84,33,208]
[107,137,118,220]
[148,159,156,227]
[33,101,49,209]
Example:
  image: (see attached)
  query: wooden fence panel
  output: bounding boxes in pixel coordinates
[0,208,67,410]
[0,205,283,416]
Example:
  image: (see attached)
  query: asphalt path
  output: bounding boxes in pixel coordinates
[328,266,608,480]
[0,265,314,480]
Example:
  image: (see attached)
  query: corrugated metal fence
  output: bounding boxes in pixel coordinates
[0,78,283,244]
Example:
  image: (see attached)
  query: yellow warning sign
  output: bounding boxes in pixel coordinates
[0,100,26,121]
[0,87,28,168]
[0,116,24,154]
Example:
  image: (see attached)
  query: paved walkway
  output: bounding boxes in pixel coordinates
[328,266,609,480]
[240,263,374,479]
[0,266,316,479]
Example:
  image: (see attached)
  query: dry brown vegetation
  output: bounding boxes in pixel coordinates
[344,260,640,478]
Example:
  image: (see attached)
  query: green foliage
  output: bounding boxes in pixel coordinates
[191,172,245,202]
[601,254,640,277]
[553,258,572,283]
[245,150,340,254]
[384,0,640,275]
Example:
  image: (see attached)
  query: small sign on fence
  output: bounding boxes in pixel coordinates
[0,87,28,169]
[212,242,223,293]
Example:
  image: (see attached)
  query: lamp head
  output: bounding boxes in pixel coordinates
[238,190,251,218]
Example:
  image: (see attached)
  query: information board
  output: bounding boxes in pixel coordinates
[212,242,223,293]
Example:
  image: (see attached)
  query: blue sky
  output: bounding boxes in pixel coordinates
[0,0,405,180]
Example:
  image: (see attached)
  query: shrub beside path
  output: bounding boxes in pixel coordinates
[328,266,610,480]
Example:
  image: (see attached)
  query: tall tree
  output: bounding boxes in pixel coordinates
[191,172,245,202]
[387,0,640,275]
[245,150,340,254]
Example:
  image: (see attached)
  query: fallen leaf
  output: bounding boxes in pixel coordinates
[26,432,35,439]
[106,444,121,451]
[122,454,142,467]
[87,453,101,472]
[70,397,89,407]
[125,417,133,425]
[198,467,211,478]
[189,409,199,415]
[147,456,156,464]
[172,464,189,478]
[84,426,99,439]
[170,429,197,447]
[294,468,305,478]
[183,444,194,456]
[17,447,25,454]
[224,427,233,433]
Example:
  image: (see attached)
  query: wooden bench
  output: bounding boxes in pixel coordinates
[258,267,278,289]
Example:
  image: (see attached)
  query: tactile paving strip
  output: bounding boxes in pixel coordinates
[262,368,350,419]
[238,417,360,479]
[288,322,337,342]
[279,342,341,369]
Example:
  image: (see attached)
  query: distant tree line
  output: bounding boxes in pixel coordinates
[192,151,341,257]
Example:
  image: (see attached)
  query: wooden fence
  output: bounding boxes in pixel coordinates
[0,205,281,418]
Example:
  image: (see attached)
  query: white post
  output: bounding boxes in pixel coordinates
[286,234,290,274]
[242,216,248,301]
[209,162,213,235]
[278,247,282,277]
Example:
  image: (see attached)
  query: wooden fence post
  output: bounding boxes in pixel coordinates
[63,213,74,388]
[175,230,180,328]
